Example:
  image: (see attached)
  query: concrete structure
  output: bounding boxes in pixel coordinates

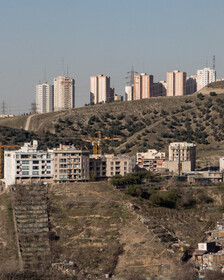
[133,73,154,100]
[53,144,89,182]
[136,149,165,171]
[153,81,167,97]
[89,154,107,180]
[90,74,112,104]
[193,217,224,272]
[186,75,197,95]
[197,67,216,91]
[220,157,224,172]
[36,83,54,113]
[53,76,75,111]
[167,70,186,96]
[105,154,136,177]
[168,142,196,171]
[187,171,223,183]
[4,141,53,188]
[114,94,123,102]
[125,85,133,101]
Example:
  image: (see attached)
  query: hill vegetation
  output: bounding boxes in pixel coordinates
[0,84,224,168]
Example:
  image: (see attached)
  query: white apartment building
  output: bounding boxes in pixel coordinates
[125,85,133,101]
[4,141,53,188]
[53,144,90,182]
[105,154,136,177]
[197,68,216,91]
[36,83,54,113]
[90,74,112,104]
[54,76,75,111]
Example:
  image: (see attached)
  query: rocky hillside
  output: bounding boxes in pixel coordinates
[1,179,224,279]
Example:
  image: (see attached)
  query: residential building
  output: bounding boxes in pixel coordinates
[197,67,216,91]
[193,216,224,272]
[153,81,167,97]
[136,149,165,171]
[167,142,196,172]
[4,141,53,188]
[90,74,111,104]
[89,154,107,180]
[53,144,89,182]
[53,76,75,111]
[186,75,197,95]
[125,85,133,101]
[36,83,54,113]
[133,73,154,100]
[114,94,123,101]
[105,154,136,177]
[167,70,186,96]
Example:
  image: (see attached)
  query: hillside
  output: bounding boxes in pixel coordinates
[1,180,224,279]
[0,85,224,167]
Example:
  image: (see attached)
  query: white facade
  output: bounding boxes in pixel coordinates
[125,85,133,101]
[220,157,224,172]
[54,76,75,111]
[197,68,216,91]
[90,74,111,104]
[4,141,53,188]
[36,83,54,113]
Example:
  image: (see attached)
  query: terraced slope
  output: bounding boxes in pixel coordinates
[11,184,51,272]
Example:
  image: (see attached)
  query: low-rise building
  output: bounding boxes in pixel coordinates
[89,154,107,180]
[105,154,136,177]
[167,142,196,172]
[136,149,165,171]
[4,140,53,188]
[53,144,90,182]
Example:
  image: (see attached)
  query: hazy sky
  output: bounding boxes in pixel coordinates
[1,0,224,114]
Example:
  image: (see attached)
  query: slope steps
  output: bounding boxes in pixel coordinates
[11,184,51,272]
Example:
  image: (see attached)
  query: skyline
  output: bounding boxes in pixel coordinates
[1,0,224,114]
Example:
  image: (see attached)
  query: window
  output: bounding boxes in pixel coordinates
[22,171,29,175]
[21,155,29,159]
[124,161,127,165]
[22,160,29,164]
[16,155,19,159]
[32,155,37,158]
[33,160,39,164]
[33,166,39,170]
[32,171,39,175]
[47,166,51,169]
[22,166,29,170]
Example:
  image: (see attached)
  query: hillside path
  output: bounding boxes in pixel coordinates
[24,114,36,131]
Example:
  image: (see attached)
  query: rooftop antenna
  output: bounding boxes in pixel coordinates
[213,55,216,70]
[67,64,69,77]
[44,65,47,83]
[62,57,65,76]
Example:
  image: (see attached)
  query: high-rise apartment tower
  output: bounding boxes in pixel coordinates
[133,73,153,100]
[90,74,112,104]
[53,76,75,111]
[36,83,54,113]
[167,70,186,96]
